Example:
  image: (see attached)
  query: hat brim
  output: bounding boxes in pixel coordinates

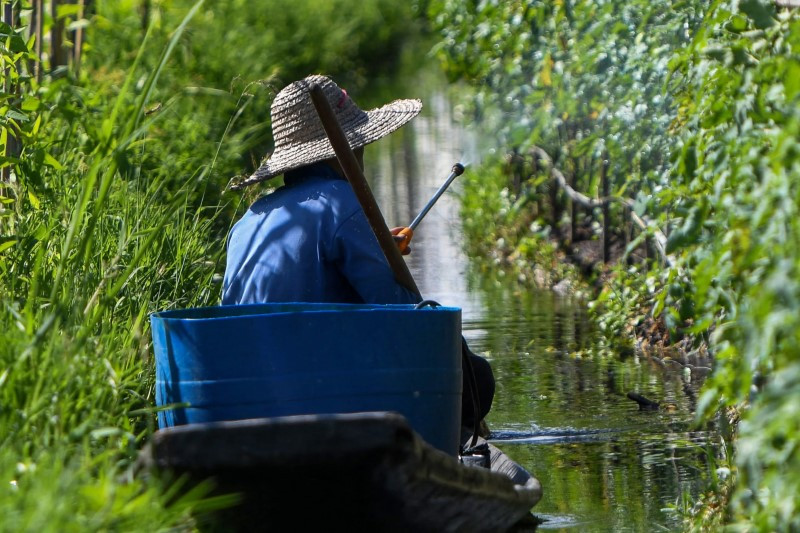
[231,98,422,190]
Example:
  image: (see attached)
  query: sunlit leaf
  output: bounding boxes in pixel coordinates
[43,153,64,170]
[0,239,17,254]
[27,190,40,210]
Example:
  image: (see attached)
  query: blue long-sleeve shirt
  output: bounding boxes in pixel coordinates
[222,163,420,306]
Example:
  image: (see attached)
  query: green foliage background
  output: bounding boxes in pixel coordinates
[428,0,800,529]
[0,0,420,528]
[4,0,799,528]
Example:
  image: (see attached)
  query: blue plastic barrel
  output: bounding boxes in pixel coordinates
[151,303,462,455]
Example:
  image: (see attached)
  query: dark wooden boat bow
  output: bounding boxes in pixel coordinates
[145,412,542,532]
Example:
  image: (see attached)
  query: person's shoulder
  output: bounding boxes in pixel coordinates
[244,191,279,215]
[317,177,357,204]
[313,180,361,228]
[286,170,360,217]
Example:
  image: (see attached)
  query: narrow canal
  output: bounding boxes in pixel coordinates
[364,81,716,532]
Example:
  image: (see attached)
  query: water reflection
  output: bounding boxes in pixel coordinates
[364,90,483,319]
[364,85,714,532]
[474,286,714,532]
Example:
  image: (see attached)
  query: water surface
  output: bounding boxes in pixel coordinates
[470,287,713,532]
[365,80,714,532]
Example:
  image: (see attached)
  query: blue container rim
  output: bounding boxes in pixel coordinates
[151,302,462,323]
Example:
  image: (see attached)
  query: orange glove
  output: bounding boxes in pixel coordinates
[391,227,413,255]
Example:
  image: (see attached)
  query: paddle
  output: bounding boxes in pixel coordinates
[309,84,486,449]
[395,163,465,254]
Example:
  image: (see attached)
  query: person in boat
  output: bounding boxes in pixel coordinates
[222,74,493,430]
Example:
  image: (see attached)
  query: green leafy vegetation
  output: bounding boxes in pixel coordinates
[428,0,800,529]
[460,163,579,290]
[6,0,797,527]
[1,0,422,528]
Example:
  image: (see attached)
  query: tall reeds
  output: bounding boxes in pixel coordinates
[1,0,424,528]
[0,1,233,527]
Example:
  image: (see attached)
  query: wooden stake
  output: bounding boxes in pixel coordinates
[33,0,44,82]
[73,0,87,75]
[550,175,561,243]
[51,0,65,70]
[141,0,150,31]
[601,154,610,264]
[569,158,578,245]
[2,1,19,186]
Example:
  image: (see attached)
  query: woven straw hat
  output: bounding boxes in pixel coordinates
[231,74,422,189]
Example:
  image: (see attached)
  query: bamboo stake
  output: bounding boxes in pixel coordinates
[33,0,43,82]
[2,1,19,186]
[550,170,560,241]
[601,154,610,264]
[50,0,65,70]
[1,2,13,25]
[570,158,578,244]
[141,0,150,32]
[73,0,87,75]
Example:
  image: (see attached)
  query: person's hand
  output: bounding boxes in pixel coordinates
[391,227,413,255]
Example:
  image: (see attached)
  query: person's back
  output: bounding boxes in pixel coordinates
[223,163,418,305]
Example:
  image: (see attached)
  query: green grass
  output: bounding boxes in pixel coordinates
[1,5,227,527]
[0,0,425,528]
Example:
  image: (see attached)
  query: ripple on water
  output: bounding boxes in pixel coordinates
[533,513,593,530]
[490,426,627,445]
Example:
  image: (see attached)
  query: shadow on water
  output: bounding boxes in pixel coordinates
[365,72,716,532]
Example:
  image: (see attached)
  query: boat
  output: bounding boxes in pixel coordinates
[147,303,543,530]
[147,412,542,531]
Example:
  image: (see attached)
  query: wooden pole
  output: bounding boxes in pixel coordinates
[550,174,561,242]
[73,0,87,75]
[33,0,44,82]
[2,1,19,186]
[308,84,421,297]
[601,154,611,264]
[569,158,578,245]
[50,0,65,70]
[533,157,542,218]
[310,87,492,442]
[141,0,150,31]
[625,218,633,265]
